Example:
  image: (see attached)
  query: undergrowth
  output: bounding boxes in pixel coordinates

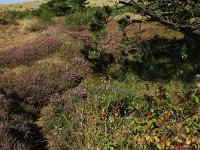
[42,75,200,150]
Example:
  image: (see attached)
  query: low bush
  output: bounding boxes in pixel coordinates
[14,9,40,19]
[0,10,17,24]
[1,62,83,106]
[0,9,40,25]
[39,9,54,24]
[39,0,88,16]
[41,74,200,149]
[0,17,8,25]
[0,35,61,67]
[65,8,96,27]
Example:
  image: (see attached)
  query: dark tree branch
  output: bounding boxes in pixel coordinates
[119,0,200,40]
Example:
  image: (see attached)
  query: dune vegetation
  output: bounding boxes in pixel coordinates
[0,0,199,150]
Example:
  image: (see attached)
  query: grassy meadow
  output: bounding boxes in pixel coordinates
[0,0,199,150]
[0,0,46,11]
[0,0,118,11]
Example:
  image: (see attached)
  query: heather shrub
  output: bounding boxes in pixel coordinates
[1,62,83,106]
[0,35,61,67]
[69,56,92,76]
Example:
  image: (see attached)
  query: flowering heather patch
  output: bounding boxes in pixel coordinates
[70,57,92,75]
[1,62,83,106]
[0,35,60,67]
[70,87,87,100]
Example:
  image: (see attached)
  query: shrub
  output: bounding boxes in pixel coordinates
[1,62,83,105]
[15,9,36,19]
[0,35,61,67]
[65,8,95,27]
[106,65,125,80]
[0,9,41,23]
[0,10,17,24]
[0,17,8,25]
[40,0,87,16]
[39,9,54,24]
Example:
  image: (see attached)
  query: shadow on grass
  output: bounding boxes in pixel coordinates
[123,36,200,81]
[0,87,48,150]
[81,44,115,74]
[81,36,199,82]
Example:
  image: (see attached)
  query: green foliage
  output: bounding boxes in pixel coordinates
[15,9,40,19]
[0,0,89,24]
[88,50,101,60]
[65,8,95,27]
[0,9,41,25]
[0,17,8,25]
[40,0,88,16]
[119,0,200,39]
[106,65,125,80]
[41,72,199,149]
[90,6,112,39]
[39,9,54,24]
[0,10,17,24]
[118,15,131,30]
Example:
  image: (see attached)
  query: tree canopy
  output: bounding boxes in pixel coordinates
[119,0,200,40]
[40,0,88,16]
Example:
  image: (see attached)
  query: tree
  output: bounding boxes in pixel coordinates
[40,0,88,16]
[119,0,200,40]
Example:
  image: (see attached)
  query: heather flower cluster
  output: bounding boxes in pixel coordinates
[64,72,83,88]
[72,87,87,100]
[2,63,83,106]
[71,57,92,74]
[0,35,60,67]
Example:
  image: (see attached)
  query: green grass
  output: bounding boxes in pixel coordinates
[42,72,199,149]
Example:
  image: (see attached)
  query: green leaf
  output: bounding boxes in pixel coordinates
[156,143,162,150]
